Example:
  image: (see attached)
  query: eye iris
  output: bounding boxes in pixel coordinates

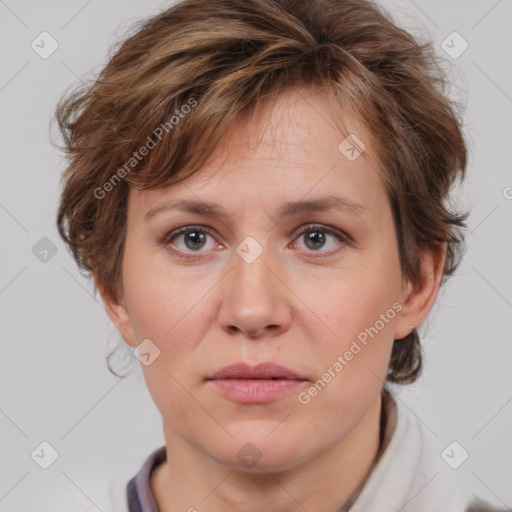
[304,230,326,250]
[185,230,206,250]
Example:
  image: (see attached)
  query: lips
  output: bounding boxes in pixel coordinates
[207,362,305,381]
[206,362,308,403]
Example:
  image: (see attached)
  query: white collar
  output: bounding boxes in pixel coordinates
[349,388,470,511]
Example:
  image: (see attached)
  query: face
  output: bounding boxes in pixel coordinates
[111,88,414,472]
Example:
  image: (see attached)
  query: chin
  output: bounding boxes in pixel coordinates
[209,425,315,473]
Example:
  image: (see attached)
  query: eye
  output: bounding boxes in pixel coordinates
[161,223,351,260]
[292,224,350,257]
[162,226,220,259]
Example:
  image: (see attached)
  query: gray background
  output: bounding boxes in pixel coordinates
[1,0,511,510]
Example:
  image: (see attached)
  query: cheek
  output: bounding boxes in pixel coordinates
[321,286,397,386]
[121,247,214,429]
[310,262,400,345]
[120,241,220,398]
[294,278,398,432]
[303,246,402,386]
[121,237,205,341]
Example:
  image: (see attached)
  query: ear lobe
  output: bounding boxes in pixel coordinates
[394,243,447,340]
[94,276,137,347]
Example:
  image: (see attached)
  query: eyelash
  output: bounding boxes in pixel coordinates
[160,224,352,260]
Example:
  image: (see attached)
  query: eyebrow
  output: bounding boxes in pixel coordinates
[144,195,365,222]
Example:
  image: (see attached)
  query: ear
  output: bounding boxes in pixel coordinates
[94,275,138,348]
[394,242,447,340]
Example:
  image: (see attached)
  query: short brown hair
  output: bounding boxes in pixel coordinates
[54,0,468,384]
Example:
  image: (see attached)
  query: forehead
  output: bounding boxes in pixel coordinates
[197,87,375,172]
[129,87,387,218]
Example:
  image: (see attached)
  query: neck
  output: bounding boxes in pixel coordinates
[152,394,383,512]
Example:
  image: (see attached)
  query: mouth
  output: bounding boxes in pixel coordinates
[206,362,308,403]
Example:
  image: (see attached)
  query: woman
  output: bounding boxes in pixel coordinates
[54,0,503,510]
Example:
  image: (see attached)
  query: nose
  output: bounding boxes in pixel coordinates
[216,238,292,340]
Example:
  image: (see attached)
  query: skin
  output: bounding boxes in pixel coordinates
[99,87,446,512]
